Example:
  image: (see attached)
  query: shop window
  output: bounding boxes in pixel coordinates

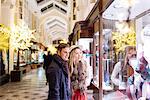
[92,32,99,87]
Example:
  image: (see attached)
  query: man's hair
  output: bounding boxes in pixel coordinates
[57,43,69,52]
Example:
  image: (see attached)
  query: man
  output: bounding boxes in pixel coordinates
[47,43,70,100]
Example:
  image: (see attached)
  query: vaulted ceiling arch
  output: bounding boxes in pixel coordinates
[39,12,68,27]
[27,0,69,46]
[46,25,67,34]
[46,18,66,26]
[51,33,68,41]
[38,0,68,12]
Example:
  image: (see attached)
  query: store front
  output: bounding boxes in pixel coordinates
[71,0,150,100]
[69,20,94,87]
[11,41,42,82]
[100,0,150,99]
[69,21,93,44]
[69,21,93,64]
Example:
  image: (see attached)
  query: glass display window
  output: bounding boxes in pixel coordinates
[100,0,150,99]
[93,32,99,87]
[13,49,31,66]
[102,29,114,91]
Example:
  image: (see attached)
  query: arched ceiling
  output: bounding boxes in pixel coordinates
[46,24,67,35]
[39,14,67,26]
[27,0,69,46]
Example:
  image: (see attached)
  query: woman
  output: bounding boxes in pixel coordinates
[111,46,146,99]
[111,46,136,89]
[69,46,87,100]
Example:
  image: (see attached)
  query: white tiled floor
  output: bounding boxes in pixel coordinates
[0,67,48,100]
[1,67,129,100]
[0,67,94,100]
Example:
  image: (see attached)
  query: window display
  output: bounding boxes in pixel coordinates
[101,0,150,99]
[13,49,31,67]
[31,51,38,63]
[102,29,114,90]
[38,50,44,64]
[135,14,150,99]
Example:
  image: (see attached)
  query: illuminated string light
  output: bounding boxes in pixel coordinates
[60,39,68,44]
[11,20,35,50]
[47,44,57,55]
[0,24,11,50]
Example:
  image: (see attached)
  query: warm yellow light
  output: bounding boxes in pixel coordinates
[10,20,35,50]
[48,45,57,55]
[112,27,136,54]
[60,39,68,44]
[0,24,11,50]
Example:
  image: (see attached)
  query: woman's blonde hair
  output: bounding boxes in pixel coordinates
[122,46,136,66]
[121,46,136,79]
[69,47,79,76]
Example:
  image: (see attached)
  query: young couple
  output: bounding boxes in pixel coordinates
[47,43,87,100]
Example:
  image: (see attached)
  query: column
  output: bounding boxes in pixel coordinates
[0,0,1,23]
[1,1,16,73]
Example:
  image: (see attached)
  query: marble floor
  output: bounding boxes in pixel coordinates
[0,67,128,100]
[0,67,94,100]
[0,67,48,100]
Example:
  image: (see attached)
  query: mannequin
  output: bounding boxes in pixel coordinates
[111,46,136,89]
[140,25,150,99]
[141,24,150,79]
[127,25,150,99]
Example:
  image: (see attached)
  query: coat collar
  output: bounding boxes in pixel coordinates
[53,54,69,77]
